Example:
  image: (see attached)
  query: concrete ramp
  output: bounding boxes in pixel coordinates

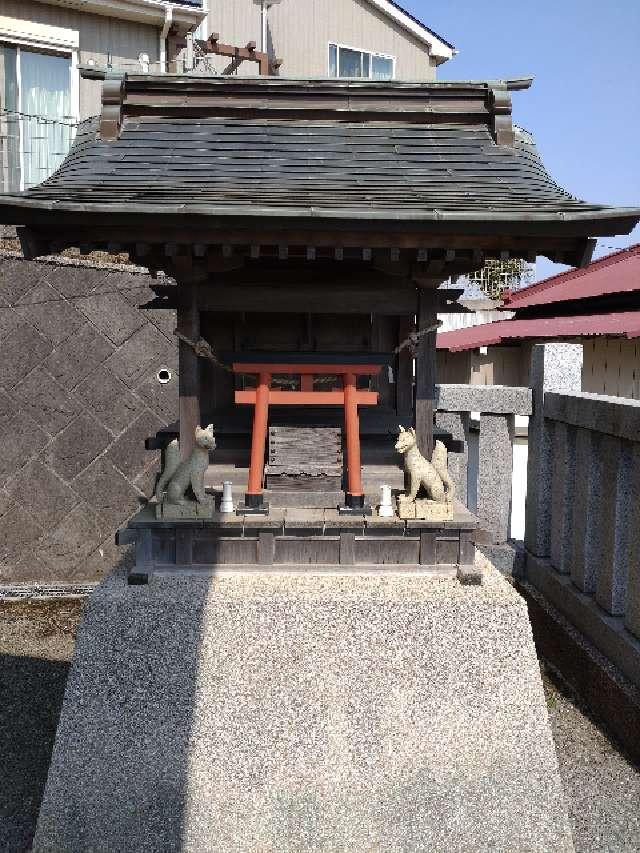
[33,558,573,852]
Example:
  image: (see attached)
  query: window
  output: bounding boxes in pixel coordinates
[328,43,394,80]
[0,44,74,192]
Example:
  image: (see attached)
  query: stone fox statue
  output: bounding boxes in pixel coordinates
[155,424,216,506]
[394,426,455,504]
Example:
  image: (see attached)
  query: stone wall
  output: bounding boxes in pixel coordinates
[0,253,177,583]
[524,343,640,692]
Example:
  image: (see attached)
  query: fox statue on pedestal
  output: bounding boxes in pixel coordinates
[155,424,216,507]
[394,426,455,504]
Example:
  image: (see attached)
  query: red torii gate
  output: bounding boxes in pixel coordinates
[233,360,382,514]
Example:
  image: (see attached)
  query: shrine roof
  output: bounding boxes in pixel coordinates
[1,76,638,264]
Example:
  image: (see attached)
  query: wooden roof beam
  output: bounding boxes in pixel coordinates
[200,35,281,77]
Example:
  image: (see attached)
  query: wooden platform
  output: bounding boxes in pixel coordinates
[116,503,480,584]
[204,463,406,507]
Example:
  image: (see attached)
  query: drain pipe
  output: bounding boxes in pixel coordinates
[160,5,172,73]
[260,0,267,53]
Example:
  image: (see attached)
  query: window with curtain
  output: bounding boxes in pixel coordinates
[328,43,394,80]
[0,46,19,192]
[0,44,73,192]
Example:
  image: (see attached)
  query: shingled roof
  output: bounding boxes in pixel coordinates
[1,75,638,266]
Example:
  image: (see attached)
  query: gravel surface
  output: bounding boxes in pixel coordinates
[0,596,638,852]
[543,664,640,853]
[0,600,84,853]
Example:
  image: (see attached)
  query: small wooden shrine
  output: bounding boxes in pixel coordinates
[2,73,637,580]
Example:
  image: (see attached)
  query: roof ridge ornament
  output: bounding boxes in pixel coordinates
[488,86,515,146]
[99,72,125,142]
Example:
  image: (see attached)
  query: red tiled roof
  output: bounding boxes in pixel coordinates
[501,244,640,310]
[437,311,640,352]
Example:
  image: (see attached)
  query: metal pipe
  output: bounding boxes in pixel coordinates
[160,6,173,74]
[260,1,267,54]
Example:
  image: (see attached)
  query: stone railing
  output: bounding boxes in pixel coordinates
[436,383,532,544]
[524,344,640,690]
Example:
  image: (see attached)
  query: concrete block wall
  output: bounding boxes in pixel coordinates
[0,254,176,583]
[524,343,640,691]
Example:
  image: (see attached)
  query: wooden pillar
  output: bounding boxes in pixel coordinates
[343,371,364,501]
[246,371,271,497]
[396,314,414,418]
[415,286,438,460]
[177,281,200,459]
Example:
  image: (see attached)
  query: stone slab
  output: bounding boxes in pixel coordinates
[436,383,532,416]
[34,559,573,853]
[526,552,640,690]
[519,577,640,768]
[545,391,640,443]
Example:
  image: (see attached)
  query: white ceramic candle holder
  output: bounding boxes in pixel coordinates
[220,481,235,514]
[378,484,394,518]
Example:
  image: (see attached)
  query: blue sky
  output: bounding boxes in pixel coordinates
[404,0,640,280]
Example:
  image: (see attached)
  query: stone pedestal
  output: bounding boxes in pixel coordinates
[397,495,454,521]
[33,562,573,853]
[154,498,214,520]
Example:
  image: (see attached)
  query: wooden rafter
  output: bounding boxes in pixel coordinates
[197,34,282,77]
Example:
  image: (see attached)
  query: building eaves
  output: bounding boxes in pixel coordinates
[365,0,455,61]
[437,311,640,351]
[33,0,205,33]
[502,243,640,310]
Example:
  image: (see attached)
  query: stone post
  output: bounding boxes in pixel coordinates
[549,421,577,574]
[478,413,514,543]
[591,434,623,613]
[624,444,640,639]
[569,428,594,592]
[525,343,583,557]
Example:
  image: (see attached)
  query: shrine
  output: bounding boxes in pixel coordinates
[2,73,638,582]
[5,70,640,853]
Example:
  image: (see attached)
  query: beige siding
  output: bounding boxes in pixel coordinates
[206,0,436,80]
[437,350,472,384]
[2,0,160,118]
[469,346,523,387]
[437,343,533,388]
[583,337,640,400]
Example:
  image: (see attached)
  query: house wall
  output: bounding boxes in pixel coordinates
[2,1,160,118]
[582,337,640,400]
[437,344,532,388]
[205,0,436,80]
[3,0,437,125]
[440,337,640,401]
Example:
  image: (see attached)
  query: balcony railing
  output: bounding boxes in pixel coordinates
[0,109,78,193]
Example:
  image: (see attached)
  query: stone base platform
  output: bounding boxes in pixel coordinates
[33,558,573,852]
[117,503,480,584]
